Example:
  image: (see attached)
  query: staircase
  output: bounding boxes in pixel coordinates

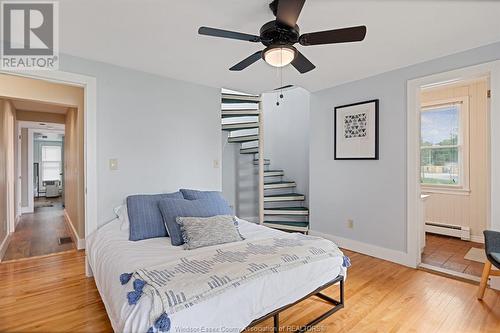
[221,90,309,233]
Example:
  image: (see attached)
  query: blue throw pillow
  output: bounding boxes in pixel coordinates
[158,198,234,246]
[180,189,233,214]
[127,191,183,241]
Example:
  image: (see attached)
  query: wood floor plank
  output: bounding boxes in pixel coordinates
[0,246,499,332]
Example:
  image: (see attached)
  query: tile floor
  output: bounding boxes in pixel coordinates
[422,233,485,277]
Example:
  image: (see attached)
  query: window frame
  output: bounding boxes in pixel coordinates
[41,144,62,182]
[420,96,470,194]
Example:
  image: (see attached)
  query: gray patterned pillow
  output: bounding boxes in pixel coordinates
[176,215,244,250]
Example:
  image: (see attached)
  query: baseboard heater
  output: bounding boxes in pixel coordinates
[425,221,471,241]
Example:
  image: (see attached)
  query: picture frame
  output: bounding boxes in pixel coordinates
[334,99,379,160]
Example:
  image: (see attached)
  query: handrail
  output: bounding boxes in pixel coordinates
[258,97,264,225]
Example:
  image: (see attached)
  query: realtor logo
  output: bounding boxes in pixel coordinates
[1,1,59,70]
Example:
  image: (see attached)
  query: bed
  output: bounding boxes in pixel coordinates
[87,217,346,333]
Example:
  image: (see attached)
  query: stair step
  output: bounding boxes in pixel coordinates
[264,181,296,189]
[228,134,259,143]
[264,193,305,202]
[222,93,260,103]
[253,159,270,166]
[222,109,260,117]
[264,170,284,177]
[222,122,259,131]
[240,147,259,154]
[264,207,309,215]
[263,221,309,232]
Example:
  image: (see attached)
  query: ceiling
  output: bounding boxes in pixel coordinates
[12,99,68,114]
[59,0,500,93]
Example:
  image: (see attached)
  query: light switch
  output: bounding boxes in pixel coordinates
[213,159,220,169]
[109,159,119,171]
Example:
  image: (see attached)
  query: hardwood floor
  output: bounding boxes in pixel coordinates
[422,233,485,277]
[0,249,499,332]
[2,196,75,261]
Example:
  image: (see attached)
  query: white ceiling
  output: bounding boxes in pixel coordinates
[59,0,500,93]
[12,99,68,114]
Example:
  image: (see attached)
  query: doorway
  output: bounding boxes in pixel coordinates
[406,61,500,286]
[0,71,87,262]
[418,78,490,279]
[3,119,73,261]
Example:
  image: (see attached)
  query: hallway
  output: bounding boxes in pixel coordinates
[2,197,75,261]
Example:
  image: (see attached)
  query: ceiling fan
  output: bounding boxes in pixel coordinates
[198,0,367,74]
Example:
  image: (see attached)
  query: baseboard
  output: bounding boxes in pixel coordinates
[0,233,12,262]
[309,230,414,268]
[15,215,21,227]
[21,206,32,214]
[470,235,485,244]
[63,209,85,250]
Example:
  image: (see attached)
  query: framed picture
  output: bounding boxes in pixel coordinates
[334,99,379,160]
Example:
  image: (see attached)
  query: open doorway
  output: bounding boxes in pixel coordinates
[406,61,500,284]
[3,119,73,260]
[0,72,86,262]
[418,78,490,279]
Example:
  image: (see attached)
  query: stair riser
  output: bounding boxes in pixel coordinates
[222,94,260,103]
[264,172,284,177]
[264,196,305,202]
[264,210,309,215]
[228,136,259,143]
[264,183,296,189]
[240,148,259,154]
[263,223,308,232]
[222,123,259,131]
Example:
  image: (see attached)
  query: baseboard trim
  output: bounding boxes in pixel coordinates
[21,206,32,214]
[0,233,13,262]
[63,209,85,250]
[470,235,485,244]
[309,230,414,268]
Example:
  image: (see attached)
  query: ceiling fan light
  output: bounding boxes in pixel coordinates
[263,46,296,67]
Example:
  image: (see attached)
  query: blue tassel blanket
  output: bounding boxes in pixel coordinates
[120,233,349,333]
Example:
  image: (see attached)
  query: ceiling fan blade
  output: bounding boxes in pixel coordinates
[276,0,306,28]
[229,51,263,71]
[198,27,260,42]
[291,51,315,74]
[299,26,367,46]
[274,84,294,90]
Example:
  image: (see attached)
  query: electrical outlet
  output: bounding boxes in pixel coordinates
[109,159,118,171]
[347,219,354,229]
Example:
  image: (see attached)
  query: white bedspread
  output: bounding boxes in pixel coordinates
[87,218,345,333]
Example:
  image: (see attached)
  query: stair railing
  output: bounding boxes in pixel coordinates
[258,97,264,225]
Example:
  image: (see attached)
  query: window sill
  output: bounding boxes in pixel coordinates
[421,186,470,196]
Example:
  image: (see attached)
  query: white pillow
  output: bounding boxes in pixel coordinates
[114,205,130,231]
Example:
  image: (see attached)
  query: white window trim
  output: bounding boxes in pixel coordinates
[420,96,470,194]
[41,144,62,182]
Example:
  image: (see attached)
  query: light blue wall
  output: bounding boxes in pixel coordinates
[310,41,500,252]
[58,54,222,225]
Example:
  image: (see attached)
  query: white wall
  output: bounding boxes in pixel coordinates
[58,54,222,225]
[262,87,310,201]
[309,41,500,253]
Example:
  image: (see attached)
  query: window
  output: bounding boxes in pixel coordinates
[420,98,469,190]
[41,145,62,182]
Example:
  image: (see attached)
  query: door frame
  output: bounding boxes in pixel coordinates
[406,61,500,285]
[16,121,65,215]
[1,70,97,275]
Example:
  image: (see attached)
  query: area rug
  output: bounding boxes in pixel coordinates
[464,247,486,263]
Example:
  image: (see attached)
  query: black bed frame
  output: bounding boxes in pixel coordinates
[246,275,345,333]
